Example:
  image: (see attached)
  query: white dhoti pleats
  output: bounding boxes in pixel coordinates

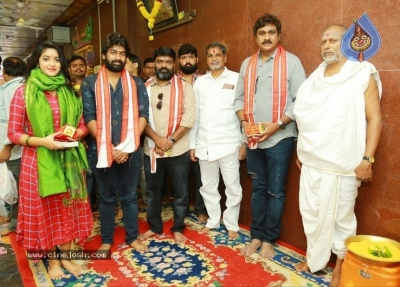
[299,165,359,272]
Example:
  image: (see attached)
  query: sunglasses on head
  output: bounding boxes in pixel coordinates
[156,93,163,110]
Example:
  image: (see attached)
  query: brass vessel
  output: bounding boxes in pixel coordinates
[345,235,400,267]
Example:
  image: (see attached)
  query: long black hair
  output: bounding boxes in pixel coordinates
[25,40,72,86]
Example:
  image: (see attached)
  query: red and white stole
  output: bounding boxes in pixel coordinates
[95,66,140,168]
[244,45,288,148]
[146,75,183,173]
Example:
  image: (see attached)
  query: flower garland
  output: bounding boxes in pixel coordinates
[136,0,162,40]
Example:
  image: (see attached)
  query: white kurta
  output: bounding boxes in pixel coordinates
[295,60,382,173]
[294,60,382,272]
[189,68,242,161]
[189,67,243,231]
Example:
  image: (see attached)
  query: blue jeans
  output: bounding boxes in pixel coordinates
[92,150,141,245]
[139,147,147,204]
[144,152,190,234]
[247,137,295,244]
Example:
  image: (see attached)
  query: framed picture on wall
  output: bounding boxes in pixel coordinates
[144,0,179,29]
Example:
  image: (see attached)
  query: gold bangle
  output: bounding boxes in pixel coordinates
[25,135,31,146]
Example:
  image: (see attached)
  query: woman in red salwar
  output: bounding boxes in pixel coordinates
[7,41,93,280]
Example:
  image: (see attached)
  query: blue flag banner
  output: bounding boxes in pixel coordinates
[340,13,382,62]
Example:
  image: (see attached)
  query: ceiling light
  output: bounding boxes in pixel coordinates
[16,18,25,27]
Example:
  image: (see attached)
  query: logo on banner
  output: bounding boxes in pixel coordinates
[340,13,382,62]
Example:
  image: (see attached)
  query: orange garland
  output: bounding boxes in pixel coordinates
[136,0,162,40]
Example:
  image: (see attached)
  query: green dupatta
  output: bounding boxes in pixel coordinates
[25,68,88,201]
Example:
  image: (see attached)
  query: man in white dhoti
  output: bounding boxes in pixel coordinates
[293,25,382,287]
[189,42,246,240]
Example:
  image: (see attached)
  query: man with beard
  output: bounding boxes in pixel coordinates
[81,32,149,253]
[177,44,208,224]
[139,47,196,244]
[177,44,202,84]
[293,25,381,287]
[234,13,306,260]
[189,42,246,240]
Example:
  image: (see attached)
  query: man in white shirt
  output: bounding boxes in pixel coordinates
[0,57,26,235]
[189,42,246,240]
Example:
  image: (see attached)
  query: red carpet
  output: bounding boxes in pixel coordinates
[9,232,36,287]
[11,205,333,286]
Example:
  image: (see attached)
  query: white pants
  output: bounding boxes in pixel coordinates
[199,150,242,231]
[299,165,359,272]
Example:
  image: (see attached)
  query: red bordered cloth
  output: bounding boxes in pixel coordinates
[95,66,140,168]
[244,46,288,148]
[145,75,183,173]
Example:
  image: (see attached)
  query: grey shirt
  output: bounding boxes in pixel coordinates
[234,48,306,148]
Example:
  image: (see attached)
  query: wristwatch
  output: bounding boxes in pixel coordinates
[168,136,176,143]
[277,119,286,130]
[363,156,375,163]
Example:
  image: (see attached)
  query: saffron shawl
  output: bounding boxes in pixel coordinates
[95,66,140,168]
[146,75,183,173]
[244,46,288,148]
